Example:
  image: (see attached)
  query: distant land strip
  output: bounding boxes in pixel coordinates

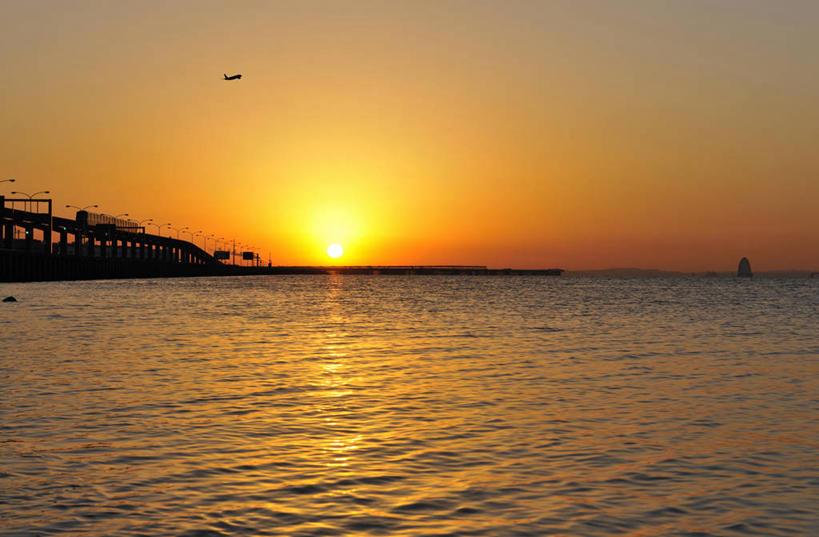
[571,268,818,278]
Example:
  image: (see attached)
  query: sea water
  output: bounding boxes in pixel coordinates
[1,275,817,536]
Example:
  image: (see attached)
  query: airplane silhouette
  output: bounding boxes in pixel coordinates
[223,73,242,80]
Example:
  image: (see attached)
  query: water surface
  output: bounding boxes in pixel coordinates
[1,276,817,536]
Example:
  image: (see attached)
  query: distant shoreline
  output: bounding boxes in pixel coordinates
[567,268,818,278]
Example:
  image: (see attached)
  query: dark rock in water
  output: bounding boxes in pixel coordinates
[2,296,17,302]
[737,257,753,278]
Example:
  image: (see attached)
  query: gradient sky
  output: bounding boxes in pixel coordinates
[2,1,817,270]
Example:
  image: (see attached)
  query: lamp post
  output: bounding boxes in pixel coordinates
[138,218,153,233]
[66,204,98,213]
[1,179,15,202]
[0,180,13,213]
[13,190,50,212]
[12,190,50,244]
[115,213,129,218]
[170,226,188,240]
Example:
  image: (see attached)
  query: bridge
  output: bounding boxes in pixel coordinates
[1,195,229,281]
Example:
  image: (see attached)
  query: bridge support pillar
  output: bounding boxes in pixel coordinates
[60,231,67,256]
[3,223,12,249]
[25,227,33,251]
[43,223,52,254]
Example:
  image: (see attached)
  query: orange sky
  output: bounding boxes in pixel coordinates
[1,1,817,270]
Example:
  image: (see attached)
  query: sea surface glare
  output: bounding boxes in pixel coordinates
[1,275,817,536]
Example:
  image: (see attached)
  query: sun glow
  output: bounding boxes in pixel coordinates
[327,243,344,259]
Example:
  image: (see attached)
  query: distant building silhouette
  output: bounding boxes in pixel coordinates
[737,257,753,278]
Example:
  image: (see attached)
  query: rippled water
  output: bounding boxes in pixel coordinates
[1,275,817,536]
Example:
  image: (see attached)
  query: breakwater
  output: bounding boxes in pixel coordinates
[0,249,562,282]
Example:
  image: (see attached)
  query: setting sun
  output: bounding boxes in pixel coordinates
[327,243,343,259]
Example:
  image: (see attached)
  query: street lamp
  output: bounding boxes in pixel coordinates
[170,226,188,240]
[1,179,15,197]
[66,204,98,212]
[13,190,50,212]
[203,234,215,252]
[137,218,153,233]
[15,190,49,198]
[233,241,241,264]
[115,213,129,218]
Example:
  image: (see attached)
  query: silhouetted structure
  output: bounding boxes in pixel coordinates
[737,257,753,278]
[1,195,564,282]
[1,198,221,281]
